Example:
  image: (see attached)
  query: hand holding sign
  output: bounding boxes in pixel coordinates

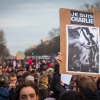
[55,52,63,64]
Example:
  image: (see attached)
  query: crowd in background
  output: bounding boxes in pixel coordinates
[0,53,100,100]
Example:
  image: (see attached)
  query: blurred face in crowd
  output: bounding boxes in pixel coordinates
[0,70,2,75]
[9,67,12,72]
[26,62,29,65]
[17,71,23,76]
[42,60,46,64]
[19,86,38,100]
[29,66,33,72]
[0,65,2,69]
[9,76,17,84]
[23,68,26,74]
[6,66,8,69]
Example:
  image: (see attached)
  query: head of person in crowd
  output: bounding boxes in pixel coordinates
[42,59,46,64]
[25,75,34,83]
[15,81,39,100]
[27,65,35,74]
[40,64,47,73]
[78,77,97,92]
[4,65,9,73]
[8,72,17,84]
[0,68,3,75]
[0,69,8,84]
[0,64,2,69]
[0,79,10,100]
[8,72,17,91]
[77,77,97,100]
[38,75,48,86]
[17,69,24,79]
[17,78,24,85]
[0,79,7,88]
[22,66,27,74]
[47,68,54,78]
[26,61,29,65]
[31,73,39,83]
[2,69,7,75]
[22,71,31,80]
[59,90,86,100]
[70,75,85,91]
[8,67,14,73]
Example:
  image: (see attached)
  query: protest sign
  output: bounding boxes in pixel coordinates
[59,8,100,76]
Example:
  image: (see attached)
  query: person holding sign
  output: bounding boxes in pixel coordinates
[52,52,98,100]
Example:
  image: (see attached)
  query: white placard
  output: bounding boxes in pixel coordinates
[61,74,72,85]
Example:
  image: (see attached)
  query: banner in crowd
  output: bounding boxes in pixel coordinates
[59,8,100,76]
[16,51,24,60]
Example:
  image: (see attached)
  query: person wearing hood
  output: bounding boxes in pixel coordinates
[0,79,10,100]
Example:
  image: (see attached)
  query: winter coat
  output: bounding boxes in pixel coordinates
[0,88,10,100]
[52,64,65,100]
[39,84,49,100]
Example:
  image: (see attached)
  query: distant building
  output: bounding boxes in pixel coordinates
[41,38,50,45]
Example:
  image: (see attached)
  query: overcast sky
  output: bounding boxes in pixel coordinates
[0,0,95,55]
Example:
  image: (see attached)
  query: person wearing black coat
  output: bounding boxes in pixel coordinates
[52,52,98,100]
[52,64,66,100]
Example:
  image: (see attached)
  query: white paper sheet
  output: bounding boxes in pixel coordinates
[61,74,72,85]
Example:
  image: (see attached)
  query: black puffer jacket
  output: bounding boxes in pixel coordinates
[52,64,66,100]
[39,84,49,100]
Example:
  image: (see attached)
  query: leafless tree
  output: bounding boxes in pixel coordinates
[81,0,100,12]
[24,28,60,56]
[0,30,10,59]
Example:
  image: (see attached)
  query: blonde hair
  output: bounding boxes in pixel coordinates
[47,68,54,78]
[38,75,48,85]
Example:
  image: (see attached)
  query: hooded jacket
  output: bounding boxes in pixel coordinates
[0,88,10,100]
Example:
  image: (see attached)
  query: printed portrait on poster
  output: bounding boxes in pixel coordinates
[66,25,99,73]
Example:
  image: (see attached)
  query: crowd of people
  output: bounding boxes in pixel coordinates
[0,53,100,100]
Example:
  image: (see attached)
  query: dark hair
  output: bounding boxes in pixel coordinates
[17,78,24,85]
[8,72,16,79]
[59,90,86,100]
[15,81,39,100]
[0,80,7,87]
[22,71,31,79]
[78,77,97,92]
[97,78,100,90]
[27,65,33,71]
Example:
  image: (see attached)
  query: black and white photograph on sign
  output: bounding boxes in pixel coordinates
[66,25,99,73]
